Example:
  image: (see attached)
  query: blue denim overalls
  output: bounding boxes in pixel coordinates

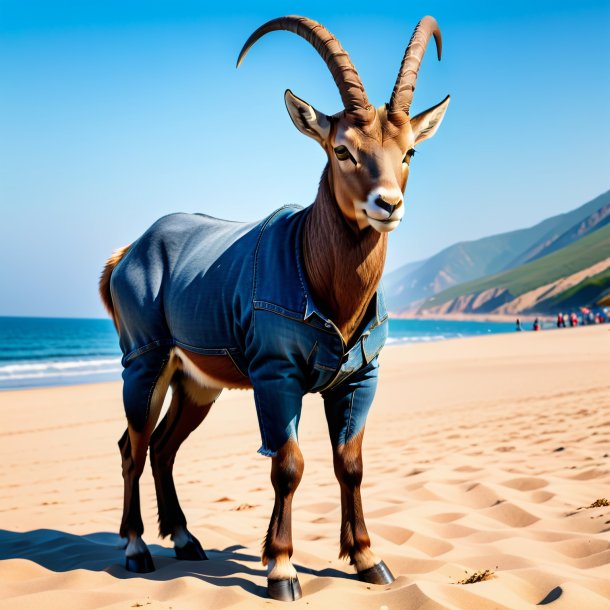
[110,205,388,456]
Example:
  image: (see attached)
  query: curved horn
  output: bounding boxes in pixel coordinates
[237,15,373,122]
[389,16,442,116]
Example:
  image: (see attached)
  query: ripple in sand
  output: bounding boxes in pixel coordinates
[453,465,483,473]
[501,477,548,491]
[552,538,610,559]
[426,512,466,523]
[528,490,555,503]
[369,523,414,545]
[567,468,609,480]
[484,502,540,527]
[425,482,505,510]
[300,502,337,514]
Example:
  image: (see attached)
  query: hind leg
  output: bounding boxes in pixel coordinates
[119,357,175,573]
[150,374,220,560]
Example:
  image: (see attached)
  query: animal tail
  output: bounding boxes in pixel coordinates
[99,244,131,326]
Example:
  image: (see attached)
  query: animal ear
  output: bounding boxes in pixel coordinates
[284,89,331,145]
[410,95,450,145]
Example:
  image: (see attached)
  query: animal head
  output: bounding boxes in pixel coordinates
[237,15,450,234]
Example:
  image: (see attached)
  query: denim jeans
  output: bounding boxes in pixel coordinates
[111,206,388,455]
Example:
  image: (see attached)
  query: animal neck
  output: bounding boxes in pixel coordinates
[302,165,387,344]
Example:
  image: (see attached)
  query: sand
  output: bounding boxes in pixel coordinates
[0,324,609,609]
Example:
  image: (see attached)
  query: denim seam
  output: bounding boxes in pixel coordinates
[253,391,270,456]
[293,206,309,300]
[143,355,169,430]
[123,338,174,365]
[226,350,249,378]
[251,209,281,340]
[313,362,336,372]
[346,388,356,442]
[253,300,303,320]
[306,341,318,364]
[252,205,301,304]
[253,305,339,337]
[173,341,230,355]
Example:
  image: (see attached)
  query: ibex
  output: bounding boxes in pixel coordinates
[99,15,449,601]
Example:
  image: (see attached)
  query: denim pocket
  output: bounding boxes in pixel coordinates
[362,319,388,363]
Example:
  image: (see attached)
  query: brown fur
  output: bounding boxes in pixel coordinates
[99,244,131,326]
[332,430,372,565]
[179,349,252,389]
[262,438,304,566]
[150,377,214,538]
[303,166,387,344]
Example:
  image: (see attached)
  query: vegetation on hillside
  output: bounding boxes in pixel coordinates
[539,267,610,311]
[422,223,610,310]
[385,190,610,313]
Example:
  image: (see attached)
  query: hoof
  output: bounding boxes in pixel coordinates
[175,535,208,561]
[267,577,302,601]
[125,549,155,573]
[357,560,395,585]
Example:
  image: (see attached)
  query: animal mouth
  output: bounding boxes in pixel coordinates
[365,213,400,225]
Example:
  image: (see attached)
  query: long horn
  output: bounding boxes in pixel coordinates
[388,16,442,116]
[237,15,373,122]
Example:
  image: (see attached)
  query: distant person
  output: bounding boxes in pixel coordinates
[515,318,522,332]
[557,312,564,328]
[570,312,578,327]
[533,318,540,331]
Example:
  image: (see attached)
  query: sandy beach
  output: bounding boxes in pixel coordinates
[0,324,608,609]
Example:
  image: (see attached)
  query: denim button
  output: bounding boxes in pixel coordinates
[324,322,332,328]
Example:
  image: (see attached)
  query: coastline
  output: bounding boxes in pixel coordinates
[390,311,555,323]
[0,316,521,391]
[0,325,608,608]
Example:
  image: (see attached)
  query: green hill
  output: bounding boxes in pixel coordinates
[385,190,610,312]
[539,267,610,311]
[422,222,610,311]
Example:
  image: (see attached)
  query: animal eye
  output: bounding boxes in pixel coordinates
[403,148,416,163]
[334,145,356,164]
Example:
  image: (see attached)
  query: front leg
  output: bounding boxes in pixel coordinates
[263,437,304,601]
[323,358,395,584]
[251,369,306,601]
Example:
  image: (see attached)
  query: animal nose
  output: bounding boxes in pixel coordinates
[374,196,402,216]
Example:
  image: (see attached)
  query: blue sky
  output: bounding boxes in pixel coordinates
[1,1,608,317]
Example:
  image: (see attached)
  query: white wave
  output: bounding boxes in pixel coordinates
[0,367,123,382]
[0,358,121,375]
[0,358,122,382]
[386,335,450,344]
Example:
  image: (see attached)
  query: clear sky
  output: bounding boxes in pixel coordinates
[1,1,608,317]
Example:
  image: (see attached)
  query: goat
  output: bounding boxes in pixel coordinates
[99,15,449,601]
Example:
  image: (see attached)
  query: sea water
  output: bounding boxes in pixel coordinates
[0,316,516,390]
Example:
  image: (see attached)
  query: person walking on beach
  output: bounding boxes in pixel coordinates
[533,318,540,331]
[557,312,564,328]
[515,318,522,332]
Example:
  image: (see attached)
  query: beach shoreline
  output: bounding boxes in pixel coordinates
[390,311,556,323]
[0,315,523,391]
[0,325,608,609]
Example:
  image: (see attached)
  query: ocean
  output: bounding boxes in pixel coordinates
[0,316,516,390]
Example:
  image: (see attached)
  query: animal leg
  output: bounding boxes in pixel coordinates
[322,358,394,584]
[150,375,220,561]
[262,437,304,601]
[119,358,174,573]
[332,430,394,584]
[118,424,156,573]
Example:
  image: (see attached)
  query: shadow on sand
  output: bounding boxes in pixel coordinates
[0,529,354,598]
